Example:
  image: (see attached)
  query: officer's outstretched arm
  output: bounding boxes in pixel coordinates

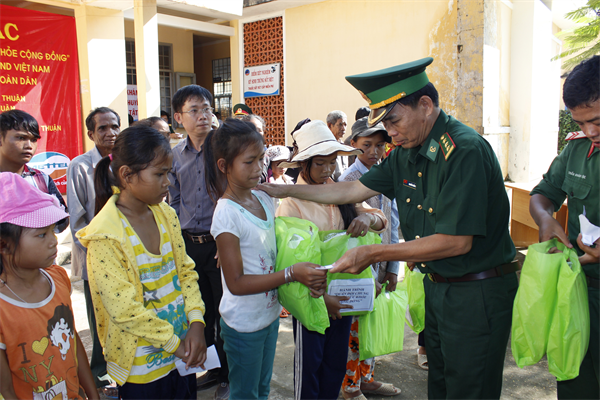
[258,180,378,205]
[331,234,473,274]
[529,194,572,247]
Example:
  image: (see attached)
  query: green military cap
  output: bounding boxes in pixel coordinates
[233,103,252,117]
[345,57,433,127]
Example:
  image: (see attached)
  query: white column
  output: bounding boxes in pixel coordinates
[508,0,561,183]
[75,5,128,152]
[134,0,160,119]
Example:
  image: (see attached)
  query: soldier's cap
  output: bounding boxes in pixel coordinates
[233,103,252,116]
[349,117,391,143]
[345,57,433,127]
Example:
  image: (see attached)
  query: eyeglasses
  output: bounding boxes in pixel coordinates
[180,107,214,117]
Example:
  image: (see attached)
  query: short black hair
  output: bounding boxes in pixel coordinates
[0,110,40,139]
[171,85,213,114]
[397,82,439,109]
[563,56,600,110]
[355,106,370,121]
[86,107,121,132]
[160,110,169,118]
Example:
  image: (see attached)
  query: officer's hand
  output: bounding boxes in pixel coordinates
[346,214,371,237]
[324,294,353,320]
[330,245,373,274]
[538,215,572,248]
[577,234,600,265]
[257,183,290,198]
[406,262,417,271]
[382,272,398,292]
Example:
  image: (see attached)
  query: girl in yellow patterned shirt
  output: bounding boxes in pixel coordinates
[78,126,206,399]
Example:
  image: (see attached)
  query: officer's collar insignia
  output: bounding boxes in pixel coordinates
[588,143,597,158]
[565,131,587,141]
[440,132,456,161]
[403,179,417,190]
[425,138,439,162]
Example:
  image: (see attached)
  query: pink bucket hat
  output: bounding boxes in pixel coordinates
[0,172,69,228]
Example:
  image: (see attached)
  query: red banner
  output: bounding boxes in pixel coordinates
[0,5,82,193]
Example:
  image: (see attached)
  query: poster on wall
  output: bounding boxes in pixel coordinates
[243,63,280,98]
[127,84,138,121]
[0,5,82,193]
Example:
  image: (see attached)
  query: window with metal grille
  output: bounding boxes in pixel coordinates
[124,40,173,117]
[213,58,232,118]
[159,44,173,118]
[126,40,136,85]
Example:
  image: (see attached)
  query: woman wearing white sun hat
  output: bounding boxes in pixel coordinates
[275,120,389,400]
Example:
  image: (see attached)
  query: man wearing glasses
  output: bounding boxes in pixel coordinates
[170,85,230,399]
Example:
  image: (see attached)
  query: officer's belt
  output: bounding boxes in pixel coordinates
[586,275,600,289]
[428,260,520,283]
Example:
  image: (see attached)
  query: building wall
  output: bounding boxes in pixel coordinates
[194,39,230,98]
[125,21,194,74]
[283,0,455,143]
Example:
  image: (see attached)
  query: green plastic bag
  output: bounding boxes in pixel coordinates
[511,239,564,368]
[404,263,426,333]
[547,247,589,381]
[320,230,380,316]
[511,238,590,381]
[358,282,408,360]
[275,217,329,334]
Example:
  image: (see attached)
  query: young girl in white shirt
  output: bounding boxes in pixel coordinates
[205,118,327,400]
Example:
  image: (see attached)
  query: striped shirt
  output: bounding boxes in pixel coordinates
[120,208,188,384]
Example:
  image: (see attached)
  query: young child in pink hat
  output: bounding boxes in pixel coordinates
[0,172,98,400]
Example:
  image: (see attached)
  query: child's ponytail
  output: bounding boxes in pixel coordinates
[203,129,225,203]
[93,125,172,215]
[94,156,114,215]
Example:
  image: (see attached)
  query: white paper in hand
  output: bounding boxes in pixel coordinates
[316,264,334,270]
[579,209,600,246]
[175,345,221,376]
[327,278,374,313]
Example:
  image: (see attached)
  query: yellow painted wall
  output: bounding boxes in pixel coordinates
[230,20,242,106]
[284,0,451,142]
[125,20,194,73]
[194,40,231,97]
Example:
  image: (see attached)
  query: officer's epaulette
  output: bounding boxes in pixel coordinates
[565,131,586,141]
[439,132,456,161]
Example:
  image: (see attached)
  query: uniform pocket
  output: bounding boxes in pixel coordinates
[561,177,591,200]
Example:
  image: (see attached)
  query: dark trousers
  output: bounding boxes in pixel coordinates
[118,369,196,399]
[183,236,228,383]
[84,279,108,388]
[292,316,352,400]
[557,285,600,399]
[424,273,518,399]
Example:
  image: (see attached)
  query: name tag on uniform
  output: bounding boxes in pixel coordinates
[403,179,416,190]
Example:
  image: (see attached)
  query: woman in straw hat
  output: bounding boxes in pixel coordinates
[275,120,388,400]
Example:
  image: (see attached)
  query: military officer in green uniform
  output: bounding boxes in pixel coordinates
[530,55,600,399]
[260,57,519,399]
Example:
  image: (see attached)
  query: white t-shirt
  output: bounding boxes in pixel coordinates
[211,190,281,332]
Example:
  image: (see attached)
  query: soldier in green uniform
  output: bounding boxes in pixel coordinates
[530,55,600,399]
[260,57,519,399]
